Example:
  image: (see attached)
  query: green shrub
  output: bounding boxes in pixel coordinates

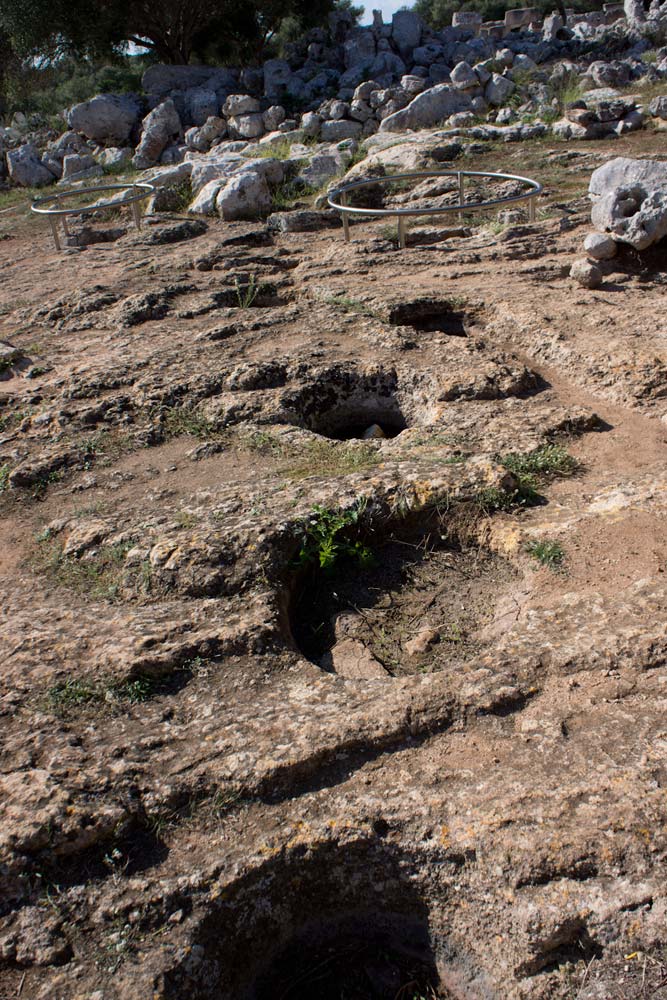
[295,500,372,571]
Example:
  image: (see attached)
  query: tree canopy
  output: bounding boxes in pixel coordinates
[0,0,348,65]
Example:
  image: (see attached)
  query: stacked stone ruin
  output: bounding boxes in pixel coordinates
[2,1,667,225]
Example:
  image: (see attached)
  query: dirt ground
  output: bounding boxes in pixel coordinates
[1,128,667,1000]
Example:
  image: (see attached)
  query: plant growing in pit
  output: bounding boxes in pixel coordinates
[295,499,373,571]
[234,274,271,309]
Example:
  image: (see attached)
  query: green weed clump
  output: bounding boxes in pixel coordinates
[501,443,577,479]
[160,406,216,440]
[270,178,316,211]
[295,500,373,571]
[526,539,565,569]
[281,438,380,481]
[35,538,133,600]
[46,673,161,716]
[476,444,577,515]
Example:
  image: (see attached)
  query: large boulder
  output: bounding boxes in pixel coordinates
[60,153,100,182]
[45,131,88,162]
[142,65,237,103]
[133,99,182,169]
[485,73,515,106]
[379,84,472,132]
[589,157,667,250]
[6,145,55,187]
[585,61,631,89]
[223,94,261,117]
[263,59,292,98]
[344,27,376,68]
[450,61,479,90]
[320,120,363,141]
[185,88,219,126]
[391,10,423,61]
[66,94,141,145]
[228,113,265,139]
[648,95,667,120]
[216,170,272,220]
[185,116,227,153]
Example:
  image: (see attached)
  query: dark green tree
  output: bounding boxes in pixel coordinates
[0,0,355,65]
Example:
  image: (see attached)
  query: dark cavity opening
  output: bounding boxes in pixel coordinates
[389,300,471,337]
[324,413,407,441]
[255,915,440,1000]
[307,398,408,441]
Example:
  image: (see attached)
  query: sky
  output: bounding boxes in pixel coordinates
[361,0,412,24]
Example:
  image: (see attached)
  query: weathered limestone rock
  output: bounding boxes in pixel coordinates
[185,116,227,153]
[583,232,617,260]
[542,12,564,39]
[223,94,261,117]
[6,145,55,187]
[263,106,286,131]
[228,113,265,139]
[133,99,182,169]
[380,84,473,132]
[96,146,133,169]
[263,59,292,98]
[58,153,103,184]
[570,258,603,288]
[267,209,338,232]
[185,87,219,126]
[189,178,226,214]
[215,170,272,220]
[485,73,515,106]
[300,112,323,137]
[320,120,363,141]
[589,157,667,250]
[344,27,376,68]
[320,637,387,678]
[142,64,237,103]
[66,93,141,144]
[450,61,479,90]
[648,95,667,120]
[391,10,423,60]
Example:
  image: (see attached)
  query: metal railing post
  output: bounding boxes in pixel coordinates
[341,191,350,242]
[398,216,406,249]
[458,171,464,223]
[529,196,536,222]
[48,216,61,251]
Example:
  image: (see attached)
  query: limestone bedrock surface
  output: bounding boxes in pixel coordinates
[1,128,667,1000]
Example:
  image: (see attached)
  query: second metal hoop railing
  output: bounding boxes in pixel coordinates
[31,182,155,251]
[327,170,543,248]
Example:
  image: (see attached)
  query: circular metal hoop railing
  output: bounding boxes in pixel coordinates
[31,182,155,251]
[327,170,543,248]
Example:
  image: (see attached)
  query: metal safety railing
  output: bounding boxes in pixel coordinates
[31,182,155,250]
[328,170,542,248]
